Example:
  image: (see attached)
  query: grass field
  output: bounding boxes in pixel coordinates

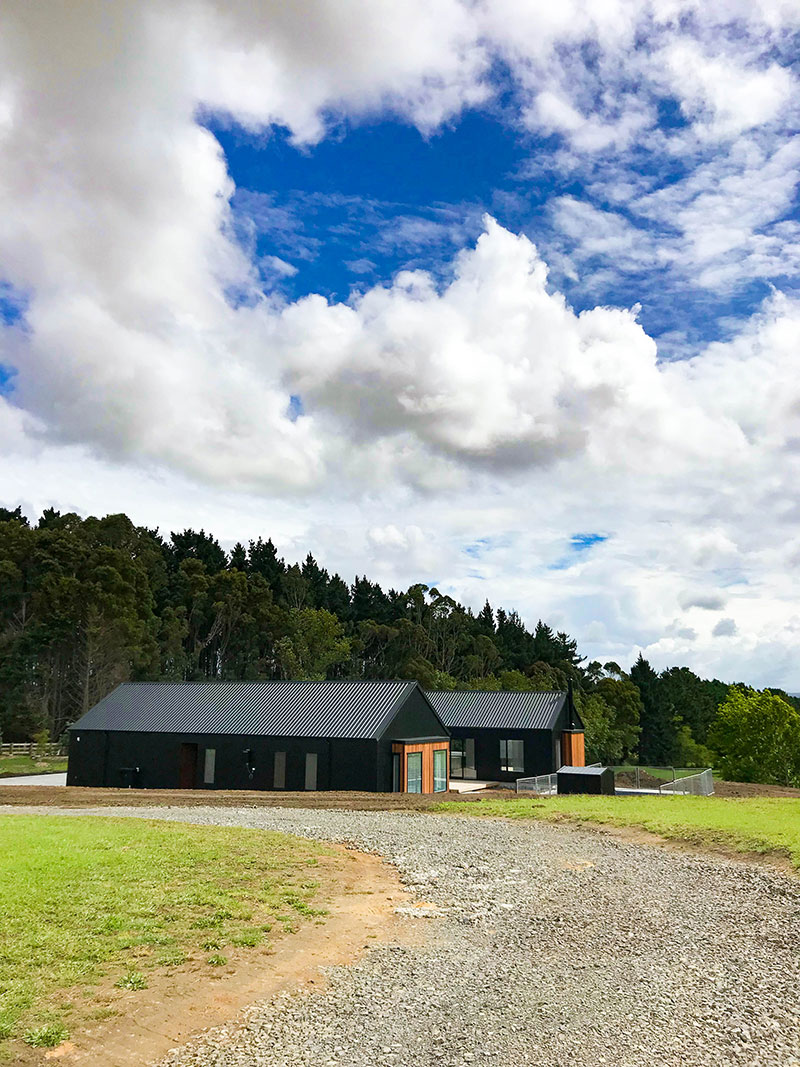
[437,794,800,869]
[0,815,331,1056]
[0,755,68,777]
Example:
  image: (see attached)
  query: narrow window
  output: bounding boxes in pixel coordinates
[500,739,525,773]
[304,752,317,791]
[203,748,216,785]
[433,748,448,792]
[406,752,423,793]
[392,753,400,792]
[274,750,286,789]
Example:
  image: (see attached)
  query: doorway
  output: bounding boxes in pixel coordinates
[450,737,476,779]
[304,752,318,790]
[406,751,423,793]
[179,743,198,788]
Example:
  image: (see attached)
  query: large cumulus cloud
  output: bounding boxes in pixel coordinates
[1,0,800,686]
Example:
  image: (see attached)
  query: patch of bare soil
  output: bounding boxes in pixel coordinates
[0,785,521,810]
[12,845,415,1067]
[712,779,800,798]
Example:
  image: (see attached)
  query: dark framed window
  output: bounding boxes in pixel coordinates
[499,739,524,773]
[433,748,448,792]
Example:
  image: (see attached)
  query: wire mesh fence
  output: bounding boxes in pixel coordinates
[660,768,715,796]
[515,765,714,797]
[516,773,558,795]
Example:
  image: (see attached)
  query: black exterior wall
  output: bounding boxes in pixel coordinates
[447,726,553,782]
[448,698,576,782]
[67,730,381,791]
[66,684,448,792]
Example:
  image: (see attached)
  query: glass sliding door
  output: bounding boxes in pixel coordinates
[451,739,464,778]
[433,748,448,792]
[406,752,423,793]
[450,738,476,779]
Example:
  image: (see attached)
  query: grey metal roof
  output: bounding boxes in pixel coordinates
[425,689,567,731]
[70,680,423,741]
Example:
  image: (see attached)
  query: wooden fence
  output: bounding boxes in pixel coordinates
[0,742,66,758]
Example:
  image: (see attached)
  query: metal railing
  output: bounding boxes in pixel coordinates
[516,773,558,796]
[660,769,714,796]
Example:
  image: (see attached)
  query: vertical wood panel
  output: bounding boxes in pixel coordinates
[392,741,450,793]
[561,731,586,767]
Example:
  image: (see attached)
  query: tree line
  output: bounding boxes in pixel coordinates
[1,506,798,784]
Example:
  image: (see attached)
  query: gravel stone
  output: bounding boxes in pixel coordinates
[18,805,800,1066]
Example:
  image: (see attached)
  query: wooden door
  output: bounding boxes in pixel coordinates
[179,743,198,788]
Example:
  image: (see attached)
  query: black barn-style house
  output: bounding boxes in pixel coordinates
[425,688,585,783]
[67,680,451,794]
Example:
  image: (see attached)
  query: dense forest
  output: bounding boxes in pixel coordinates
[1,507,799,784]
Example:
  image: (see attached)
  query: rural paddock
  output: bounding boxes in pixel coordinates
[6,806,799,1067]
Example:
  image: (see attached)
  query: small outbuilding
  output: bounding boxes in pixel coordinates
[557,765,614,795]
[67,680,450,794]
[425,687,585,784]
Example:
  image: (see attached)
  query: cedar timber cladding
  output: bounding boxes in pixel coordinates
[67,679,450,794]
[392,740,450,792]
[561,730,585,767]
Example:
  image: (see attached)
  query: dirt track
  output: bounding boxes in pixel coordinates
[0,784,507,810]
[2,777,799,811]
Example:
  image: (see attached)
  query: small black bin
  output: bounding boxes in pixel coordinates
[557,765,614,795]
[119,766,141,788]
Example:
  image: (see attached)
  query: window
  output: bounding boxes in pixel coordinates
[203,748,216,785]
[499,739,525,773]
[273,750,286,789]
[304,752,317,790]
[392,753,400,792]
[406,752,423,793]
[433,748,448,792]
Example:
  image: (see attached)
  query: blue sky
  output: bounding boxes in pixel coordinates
[212,89,797,358]
[2,1,800,687]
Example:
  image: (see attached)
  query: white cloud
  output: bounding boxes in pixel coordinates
[660,41,796,140]
[1,0,800,687]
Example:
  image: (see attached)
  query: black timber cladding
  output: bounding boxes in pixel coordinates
[426,689,572,731]
[69,680,438,741]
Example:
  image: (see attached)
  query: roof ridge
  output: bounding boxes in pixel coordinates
[119,678,414,686]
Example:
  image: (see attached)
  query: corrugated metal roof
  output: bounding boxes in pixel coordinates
[70,680,422,741]
[425,689,567,731]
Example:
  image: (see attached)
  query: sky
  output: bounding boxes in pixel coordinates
[1,1,800,687]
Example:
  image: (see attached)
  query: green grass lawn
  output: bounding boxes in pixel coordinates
[0,755,68,777]
[0,815,331,1056]
[437,794,800,869]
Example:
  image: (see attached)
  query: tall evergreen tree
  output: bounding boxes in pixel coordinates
[630,653,675,764]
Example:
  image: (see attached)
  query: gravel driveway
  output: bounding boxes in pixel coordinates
[17,805,800,1066]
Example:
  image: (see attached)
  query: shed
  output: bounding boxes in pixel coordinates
[67,680,450,794]
[557,765,614,795]
[425,687,585,783]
